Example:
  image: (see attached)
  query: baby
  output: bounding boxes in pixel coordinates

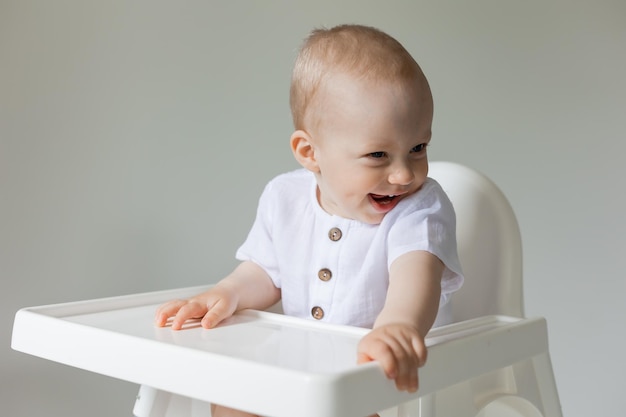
[155,24,463,417]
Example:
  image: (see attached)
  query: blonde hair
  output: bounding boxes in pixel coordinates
[290,24,427,130]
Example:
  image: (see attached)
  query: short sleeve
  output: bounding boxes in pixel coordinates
[387,180,464,296]
[235,181,281,287]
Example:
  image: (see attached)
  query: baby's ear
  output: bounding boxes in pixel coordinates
[290,130,320,173]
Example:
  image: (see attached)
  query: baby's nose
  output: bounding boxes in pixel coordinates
[388,162,415,185]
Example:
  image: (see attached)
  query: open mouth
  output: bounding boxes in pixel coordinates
[370,194,399,205]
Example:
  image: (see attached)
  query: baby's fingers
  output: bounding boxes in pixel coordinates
[412,336,428,368]
[200,297,237,329]
[170,301,210,330]
[357,326,425,393]
[357,352,374,365]
[154,299,189,327]
[360,339,400,380]
[395,352,419,393]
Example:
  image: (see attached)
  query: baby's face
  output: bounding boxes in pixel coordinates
[309,73,433,224]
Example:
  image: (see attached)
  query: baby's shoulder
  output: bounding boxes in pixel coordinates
[262,168,313,202]
[402,178,449,209]
[267,168,312,188]
[264,169,311,193]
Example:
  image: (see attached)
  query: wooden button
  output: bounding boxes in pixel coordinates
[318,268,332,282]
[311,306,324,320]
[328,227,342,241]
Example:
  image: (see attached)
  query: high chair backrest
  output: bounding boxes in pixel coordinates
[429,161,524,322]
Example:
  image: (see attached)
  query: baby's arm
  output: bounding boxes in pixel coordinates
[154,261,280,330]
[357,250,443,392]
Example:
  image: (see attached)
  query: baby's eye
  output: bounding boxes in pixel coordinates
[369,151,387,159]
[410,143,428,153]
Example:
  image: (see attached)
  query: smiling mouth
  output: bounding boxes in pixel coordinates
[369,194,400,205]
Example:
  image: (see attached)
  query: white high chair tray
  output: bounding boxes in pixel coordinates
[12,286,549,417]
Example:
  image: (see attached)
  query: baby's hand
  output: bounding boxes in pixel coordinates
[356,323,427,392]
[154,285,239,330]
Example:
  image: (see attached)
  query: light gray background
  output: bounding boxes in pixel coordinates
[2,1,625,416]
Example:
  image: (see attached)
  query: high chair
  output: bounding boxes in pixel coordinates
[12,161,562,417]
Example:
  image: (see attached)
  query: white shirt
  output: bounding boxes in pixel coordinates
[236,169,463,328]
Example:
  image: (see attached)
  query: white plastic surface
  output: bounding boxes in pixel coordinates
[12,285,551,417]
[477,396,544,417]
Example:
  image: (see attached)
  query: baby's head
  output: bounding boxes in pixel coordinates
[290,24,432,133]
[289,25,434,224]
